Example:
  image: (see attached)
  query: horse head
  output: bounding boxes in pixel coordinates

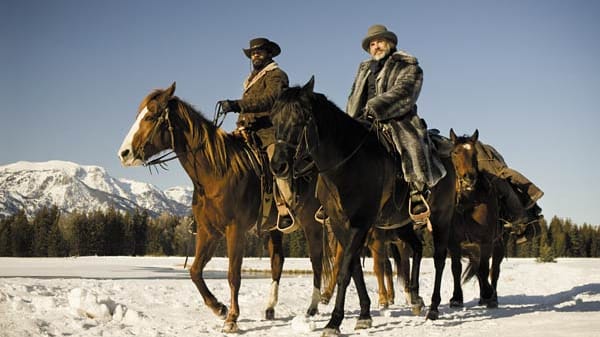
[450,128,480,197]
[118,82,178,166]
[270,76,317,179]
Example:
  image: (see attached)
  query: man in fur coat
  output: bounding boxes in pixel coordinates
[218,37,296,230]
[346,24,446,223]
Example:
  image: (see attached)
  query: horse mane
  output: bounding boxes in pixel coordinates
[141,89,253,177]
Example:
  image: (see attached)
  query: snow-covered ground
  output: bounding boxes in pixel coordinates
[1,256,599,337]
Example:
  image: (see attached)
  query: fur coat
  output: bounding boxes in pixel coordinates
[346,50,445,188]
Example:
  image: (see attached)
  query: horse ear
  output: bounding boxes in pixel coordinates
[449,128,457,142]
[472,129,479,142]
[303,76,315,93]
[166,82,176,97]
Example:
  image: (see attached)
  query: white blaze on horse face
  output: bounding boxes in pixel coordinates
[462,143,472,151]
[118,106,149,167]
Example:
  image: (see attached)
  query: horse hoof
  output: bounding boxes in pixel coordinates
[321,327,340,337]
[320,294,332,305]
[265,308,275,320]
[486,299,498,309]
[449,299,464,308]
[222,321,238,333]
[412,303,424,316]
[214,303,228,319]
[378,302,389,310]
[354,318,372,330]
[426,309,439,320]
[306,307,319,316]
[411,297,425,315]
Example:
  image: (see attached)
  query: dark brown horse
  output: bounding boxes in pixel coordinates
[270,78,456,336]
[449,129,505,308]
[118,82,330,332]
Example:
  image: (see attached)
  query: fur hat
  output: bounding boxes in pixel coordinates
[361,24,398,52]
[243,37,281,58]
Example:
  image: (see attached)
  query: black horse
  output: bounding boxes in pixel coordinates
[270,78,456,336]
[448,129,505,308]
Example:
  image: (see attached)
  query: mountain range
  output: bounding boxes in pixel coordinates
[0,160,193,218]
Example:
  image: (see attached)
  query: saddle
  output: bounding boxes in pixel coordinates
[233,128,276,233]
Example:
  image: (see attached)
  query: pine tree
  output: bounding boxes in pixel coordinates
[0,217,13,256]
[11,210,33,257]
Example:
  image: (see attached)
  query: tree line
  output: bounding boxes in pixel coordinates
[1,206,599,259]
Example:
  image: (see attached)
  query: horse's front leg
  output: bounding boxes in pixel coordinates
[322,226,371,337]
[426,228,449,320]
[477,245,496,308]
[449,244,464,308]
[302,218,326,316]
[265,229,284,320]
[189,226,226,318]
[222,224,246,333]
[404,228,424,315]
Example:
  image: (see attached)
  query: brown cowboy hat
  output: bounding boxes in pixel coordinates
[361,24,398,52]
[243,37,281,58]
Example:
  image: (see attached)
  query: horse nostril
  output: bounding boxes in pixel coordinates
[120,149,130,159]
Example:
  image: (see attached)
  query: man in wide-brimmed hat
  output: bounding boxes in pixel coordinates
[343,24,445,224]
[218,37,296,231]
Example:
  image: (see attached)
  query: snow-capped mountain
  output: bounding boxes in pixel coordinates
[0,160,193,218]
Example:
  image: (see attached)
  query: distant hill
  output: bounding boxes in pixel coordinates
[0,160,193,218]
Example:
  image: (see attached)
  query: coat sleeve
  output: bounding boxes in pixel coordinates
[238,70,289,114]
[366,61,423,121]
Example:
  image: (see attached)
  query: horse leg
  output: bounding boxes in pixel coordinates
[189,226,227,318]
[321,240,342,305]
[265,229,284,320]
[221,224,246,333]
[370,233,390,309]
[352,253,373,330]
[489,239,504,306]
[390,240,410,305]
[302,219,326,316]
[477,246,496,308]
[322,226,370,337]
[448,242,464,308]
[426,229,449,320]
[402,227,424,315]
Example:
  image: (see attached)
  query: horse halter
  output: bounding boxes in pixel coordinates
[138,102,178,167]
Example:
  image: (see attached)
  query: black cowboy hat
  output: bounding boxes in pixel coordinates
[243,37,281,58]
[361,24,398,52]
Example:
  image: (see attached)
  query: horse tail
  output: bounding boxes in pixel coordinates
[460,242,480,284]
[320,221,336,291]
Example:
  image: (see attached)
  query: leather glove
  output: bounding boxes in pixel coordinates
[218,100,240,113]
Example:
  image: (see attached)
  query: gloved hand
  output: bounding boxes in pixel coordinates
[218,100,240,113]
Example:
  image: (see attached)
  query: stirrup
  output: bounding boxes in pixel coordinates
[275,212,299,234]
[409,194,432,231]
[314,205,328,225]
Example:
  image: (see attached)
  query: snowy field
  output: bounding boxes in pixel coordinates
[1,256,599,337]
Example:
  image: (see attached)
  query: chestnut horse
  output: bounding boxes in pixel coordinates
[270,78,456,336]
[118,82,330,332]
[448,129,505,308]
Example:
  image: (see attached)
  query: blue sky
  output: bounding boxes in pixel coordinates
[1,0,599,225]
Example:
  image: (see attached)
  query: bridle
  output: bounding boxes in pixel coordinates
[275,111,375,179]
[137,102,179,169]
